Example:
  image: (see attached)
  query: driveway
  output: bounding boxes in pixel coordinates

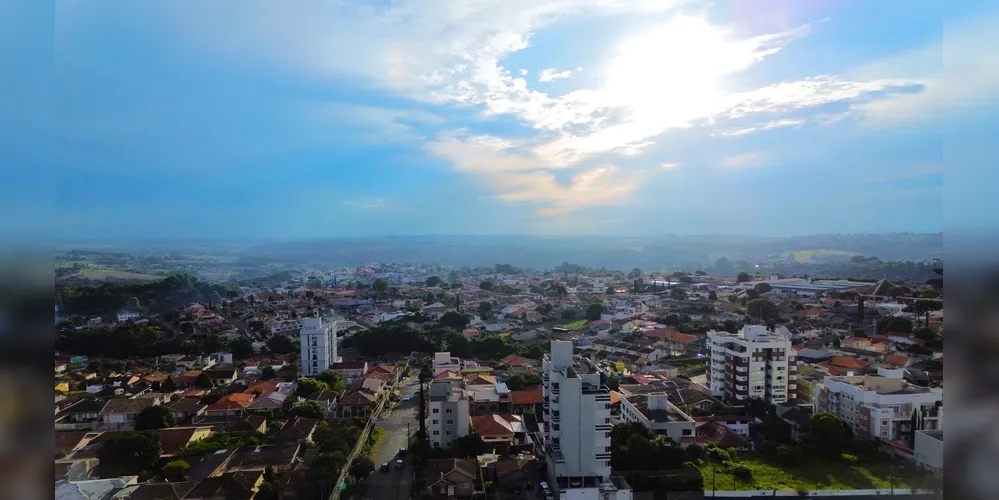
[358,377,420,500]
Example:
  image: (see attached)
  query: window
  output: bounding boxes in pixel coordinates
[446,431,452,436]
[682,429,692,436]
[432,408,439,414]
[446,408,453,414]
[447,419,453,425]
[432,420,439,425]
[433,430,440,436]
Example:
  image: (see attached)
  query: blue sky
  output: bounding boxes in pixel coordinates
[39,0,998,239]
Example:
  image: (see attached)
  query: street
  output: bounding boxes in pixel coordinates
[357,377,420,500]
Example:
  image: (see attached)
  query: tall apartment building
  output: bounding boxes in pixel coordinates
[707,325,797,406]
[299,316,339,377]
[542,341,631,500]
[427,380,470,449]
[815,367,943,441]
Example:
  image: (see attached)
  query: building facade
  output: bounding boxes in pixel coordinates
[707,325,797,406]
[428,380,470,449]
[542,341,631,500]
[816,368,943,441]
[299,316,339,377]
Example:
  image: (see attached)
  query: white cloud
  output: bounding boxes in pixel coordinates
[660,162,680,169]
[117,0,947,214]
[721,152,769,169]
[538,68,575,82]
[342,198,403,211]
[719,118,803,137]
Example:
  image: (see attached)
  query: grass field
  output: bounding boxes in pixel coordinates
[559,319,590,331]
[789,249,859,263]
[700,452,938,492]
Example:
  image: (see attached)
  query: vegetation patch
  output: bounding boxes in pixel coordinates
[559,319,590,331]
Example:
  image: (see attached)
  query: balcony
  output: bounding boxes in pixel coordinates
[736,385,747,391]
[735,366,747,373]
[735,375,747,382]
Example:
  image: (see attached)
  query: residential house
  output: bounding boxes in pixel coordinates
[204,393,256,418]
[203,364,239,387]
[56,399,109,431]
[337,378,383,417]
[510,387,544,414]
[56,476,138,500]
[914,429,943,473]
[618,392,697,445]
[167,398,208,425]
[470,414,529,449]
[305,389,338,415]
[469,383,512,415]
[55,431,103,458]
[817,355,870,376]
[479,453,540,496]
[329,361,369,382]
[96,399,157,430]
[225,443,301,473]
[109,482,197,500]
[154,426,213,458]
[184,471,263,500]
[274,417,320,444]
[426,458,478,499]
[174,370,204,388]
[498,354,534,375]
[842,337,888,354]
[230,414,268,434]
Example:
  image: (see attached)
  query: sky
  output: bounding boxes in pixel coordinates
[26,0,999,239]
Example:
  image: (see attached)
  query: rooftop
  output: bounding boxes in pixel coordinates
[624,392,693,423]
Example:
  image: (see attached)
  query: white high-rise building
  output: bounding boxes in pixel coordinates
[542,341,632,500]
[299,316,339,377]
[707,325,797,406]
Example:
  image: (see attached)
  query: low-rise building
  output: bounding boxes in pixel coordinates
[428,380,470,449]
[618,392,696,444]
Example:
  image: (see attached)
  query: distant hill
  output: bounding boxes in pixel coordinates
[237,233,942,270]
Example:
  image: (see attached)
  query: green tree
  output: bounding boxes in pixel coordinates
[162,459,190,481]
[372,279,389,294]
[754,283,772,294]
[736,272,752,283]
[807,412,852,458]
[585,303,606,321]
[289,401,327,419]
[746,298,779,321]
[228,336,255,359]
[192,371,213,388]
[707,291,718,301]
[440,311,471,330]
[425,276,442,287]
[670,288,689,301]
[477,301,493,320]
[134,404,175,431]
[161,376,176,393]
[349,456,375,481]
[265,335,297,354]
[296,378,330,398]
[96,431,162,477]
[606,374,620,391]
[877,316,914,334]
[125,296,141,311]
[260,365,276,380]
[605,286,616,295]
[314,370,348,393]
[479,281,494,291]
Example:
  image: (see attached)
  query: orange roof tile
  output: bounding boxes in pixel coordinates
[510,387,543,405]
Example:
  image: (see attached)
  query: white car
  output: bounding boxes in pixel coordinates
[403,395,412,401]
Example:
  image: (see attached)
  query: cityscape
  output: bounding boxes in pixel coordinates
[54,254,945,499]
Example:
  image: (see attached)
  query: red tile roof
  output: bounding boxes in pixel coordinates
[510,387,543,405]
[470,414,520,438]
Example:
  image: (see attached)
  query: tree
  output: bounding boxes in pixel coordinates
[479,281,494,291]
[878,316,914,334]
[195,372,213,389]
[662,314,681,327]
[503,374,542,391]
[228,337,255,359]
[296,377,329,398]
[807,412,852,458]
[746,298,779,322]
[585,303,606,321]
[670,288,689,301]
[736,272,752,283]
[314,371,348,393]
[265,335,297,354]
[605,286,616,295]
[754,283,773,294]
[722,319,739,333]
[97,431,162,476]
[289,401,328,419]
[125,296,141,311]
[707,291,718,301]
[161,376,176,393]
[162,459,190,481]
[453,433,486,457]
[260,365,276,380]
[349,456,375,481]
[477,301,493,319]
[372,279,389,294]
[606,374,620,391]
[134,404,175,431]
[440,311,471,330]
[425,276,442,287]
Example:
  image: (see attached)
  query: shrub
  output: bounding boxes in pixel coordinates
[840,452,858,464]
[731,464,753,481]
[162,459,190,481]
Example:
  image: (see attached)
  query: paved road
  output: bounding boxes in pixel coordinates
[357,377,420,500]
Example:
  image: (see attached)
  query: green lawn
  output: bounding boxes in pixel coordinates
[559,319,590,331]
[700,452,939,492]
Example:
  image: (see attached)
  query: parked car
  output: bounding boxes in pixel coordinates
[380,462,390,472]
[395,459,404,469]
[398,447,407,456]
